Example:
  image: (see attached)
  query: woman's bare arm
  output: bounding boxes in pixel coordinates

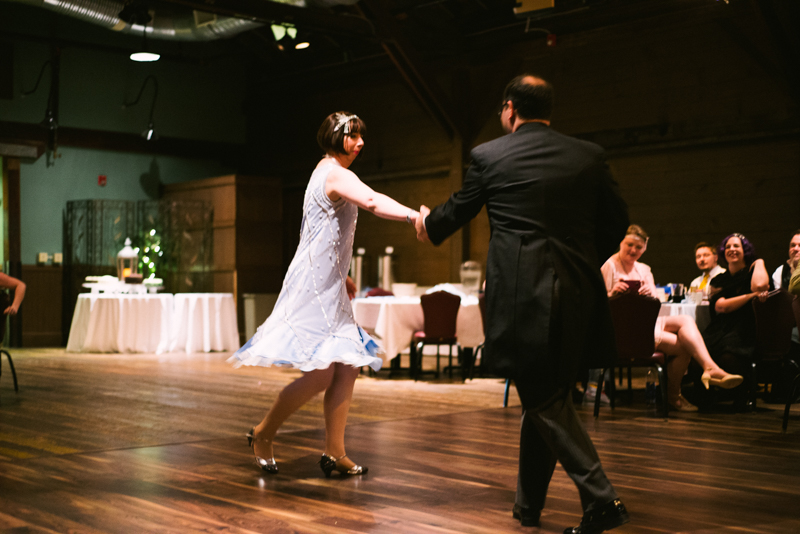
[714,292,756,314]
[750,259,769,292]
[0,273,26,315]
[326,167,417,223]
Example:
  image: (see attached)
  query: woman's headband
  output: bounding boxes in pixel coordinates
[333,114,359,134]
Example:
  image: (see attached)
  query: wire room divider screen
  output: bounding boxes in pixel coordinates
[63,199,213,343]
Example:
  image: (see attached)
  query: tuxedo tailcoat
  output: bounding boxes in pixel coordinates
[426,122,628,403]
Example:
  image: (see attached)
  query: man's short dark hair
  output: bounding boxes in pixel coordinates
[502,75,554,121]
[694,242,716,254]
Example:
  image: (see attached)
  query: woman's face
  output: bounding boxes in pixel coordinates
[724,237,745,267]
[619,235,646,263]
[342,132,364,158]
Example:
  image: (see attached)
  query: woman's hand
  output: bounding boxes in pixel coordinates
[756,290,769,303]
[610,280,629,296]
[4,304,18,315]
[638,284,654,297]
[345,276,357,300]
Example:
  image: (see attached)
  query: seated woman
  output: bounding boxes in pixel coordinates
[601,225,743,411]
[702,233,771,406]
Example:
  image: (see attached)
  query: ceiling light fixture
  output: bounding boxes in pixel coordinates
[120,2,160,62]
[122,75,159,141]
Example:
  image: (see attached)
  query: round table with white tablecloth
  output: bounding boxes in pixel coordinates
[351,295,484,363]
[169,293,240,353]
[66,294,175,353]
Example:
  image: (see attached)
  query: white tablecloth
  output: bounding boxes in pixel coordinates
[67,292,239,354]
[351,296,484,359]
[659,302,712,332]
[170,293,240,353]
[66,294,175,353]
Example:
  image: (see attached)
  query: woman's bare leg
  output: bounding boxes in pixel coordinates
[661,315,731,378]
[323,363,361,469]
[656,330,691,405]
[252,366,335,458]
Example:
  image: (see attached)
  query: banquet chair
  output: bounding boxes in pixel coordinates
[784,296,800,432]
[751,290,796,413]
[594,292,668,418]
[0,291,18,395]
[412,291,461,380]
[365,287,393,297]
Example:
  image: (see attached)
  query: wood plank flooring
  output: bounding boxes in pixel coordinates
[1,348,799,533]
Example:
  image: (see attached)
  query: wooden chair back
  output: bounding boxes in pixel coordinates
[420,291,461,341]
[752,290,795,361]
[365,287,393,297]
[607,292,661,363]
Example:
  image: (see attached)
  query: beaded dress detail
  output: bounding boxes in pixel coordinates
[230,163,382,372]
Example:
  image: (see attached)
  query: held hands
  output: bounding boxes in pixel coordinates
[415,205,431,242]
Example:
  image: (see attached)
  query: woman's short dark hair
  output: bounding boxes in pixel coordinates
[502,75,554,121]
[317,112,366,155]
[718,233,757,267]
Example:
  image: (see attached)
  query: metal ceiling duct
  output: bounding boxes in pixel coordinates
[8,0,263,41]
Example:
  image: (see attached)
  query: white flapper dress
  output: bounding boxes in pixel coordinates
[229,162,382,372]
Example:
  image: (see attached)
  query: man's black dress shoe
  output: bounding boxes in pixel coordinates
[512,504,541,527]
[563,499,629,534]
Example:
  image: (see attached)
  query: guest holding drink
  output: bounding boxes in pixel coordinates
[690,242,725,297]
[702,233,771,408]
[601,225,743,411]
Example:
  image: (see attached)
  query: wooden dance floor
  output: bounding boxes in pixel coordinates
[1,349,799,533]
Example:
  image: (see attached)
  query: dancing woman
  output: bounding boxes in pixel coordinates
[230,112,419,477]
[601,225,743,411]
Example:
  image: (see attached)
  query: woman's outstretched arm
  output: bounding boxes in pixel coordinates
[326,167,418,223]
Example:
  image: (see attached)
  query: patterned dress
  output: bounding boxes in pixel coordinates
[229,162,382,371]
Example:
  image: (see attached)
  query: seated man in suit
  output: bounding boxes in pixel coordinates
[690,242,725,296]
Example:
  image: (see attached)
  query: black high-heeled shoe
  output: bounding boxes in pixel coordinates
[319,453,368,478]
[246,427,278,474]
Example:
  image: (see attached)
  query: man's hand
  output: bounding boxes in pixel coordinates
[416,205,431,242]
[346,276,357,300]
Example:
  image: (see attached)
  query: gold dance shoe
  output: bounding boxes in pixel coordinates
[701,370,744,390]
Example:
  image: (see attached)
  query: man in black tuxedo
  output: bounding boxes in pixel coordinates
[416,75,630,533]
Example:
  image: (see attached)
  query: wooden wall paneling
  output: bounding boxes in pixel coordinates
[20,265,62,347]
[164,175,282,341]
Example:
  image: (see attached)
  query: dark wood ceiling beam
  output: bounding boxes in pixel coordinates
[0,121,243,162]
[361,0,461,140]
[155,0,376,39]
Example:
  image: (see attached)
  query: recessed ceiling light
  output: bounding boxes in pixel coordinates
[295,42,310,50]
[130,52,160,62]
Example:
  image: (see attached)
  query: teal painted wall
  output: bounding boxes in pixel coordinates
[1,4,247,263]
[20,147,233,263]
